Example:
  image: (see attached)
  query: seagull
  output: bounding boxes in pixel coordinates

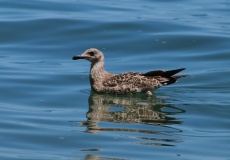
[72,48,188,95]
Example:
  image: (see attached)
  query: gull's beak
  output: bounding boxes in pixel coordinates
[72,55,87,60]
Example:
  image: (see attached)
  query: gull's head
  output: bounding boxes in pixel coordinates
[72,48,104,63]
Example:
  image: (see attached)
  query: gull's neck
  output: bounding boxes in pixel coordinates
[90,59,111,87]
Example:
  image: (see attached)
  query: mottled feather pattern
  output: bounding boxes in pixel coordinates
[102,72,162,94]
[103,72,160,89]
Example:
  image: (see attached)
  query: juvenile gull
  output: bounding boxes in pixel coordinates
[72,48,188,95]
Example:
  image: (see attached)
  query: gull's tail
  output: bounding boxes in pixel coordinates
[143,68,188,86]
[163,68,188,85]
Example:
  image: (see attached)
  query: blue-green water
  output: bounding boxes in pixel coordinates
[0,0,230,160]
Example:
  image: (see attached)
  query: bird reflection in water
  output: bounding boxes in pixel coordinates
[81,92,185,146]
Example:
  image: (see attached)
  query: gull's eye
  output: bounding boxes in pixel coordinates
[88,52,95,56]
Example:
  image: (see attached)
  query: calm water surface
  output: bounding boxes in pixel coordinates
[0,0,229,160]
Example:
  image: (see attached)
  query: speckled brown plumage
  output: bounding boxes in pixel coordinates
[72,48,188,94]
